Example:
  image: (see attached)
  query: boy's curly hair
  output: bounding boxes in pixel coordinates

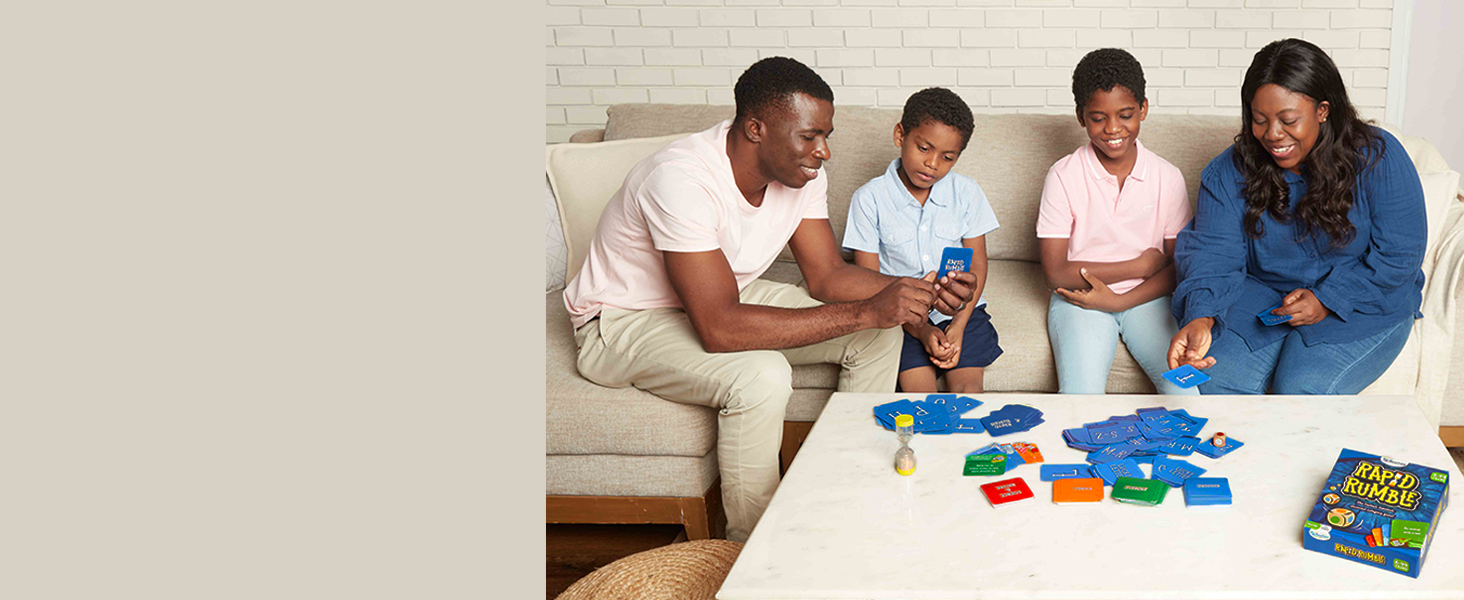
[733,57,834,125]
[1071,48,1147,110]
[899,87,975,151]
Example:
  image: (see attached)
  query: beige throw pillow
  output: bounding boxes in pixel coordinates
[545,133,687,284]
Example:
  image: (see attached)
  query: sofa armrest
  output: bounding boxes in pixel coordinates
[1416,189,1464,427]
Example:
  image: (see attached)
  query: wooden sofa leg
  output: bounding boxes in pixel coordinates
[1441,426,1464,448]
[679,497,710,540]
[780,421,815,475]
[678,478,724,540]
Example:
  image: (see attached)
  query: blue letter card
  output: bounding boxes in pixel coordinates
[1258,304,1293,326]
[937,246,973,281]
[1161,365,1210,389]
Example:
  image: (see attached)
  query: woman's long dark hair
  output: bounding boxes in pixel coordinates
[1234,38,1383,248]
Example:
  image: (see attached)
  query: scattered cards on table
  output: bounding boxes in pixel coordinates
[872,394,984,434]
[873,396,1044,437]
[1060,406,1242,488]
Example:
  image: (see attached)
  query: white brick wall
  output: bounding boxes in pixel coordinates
[546,0,1395,141]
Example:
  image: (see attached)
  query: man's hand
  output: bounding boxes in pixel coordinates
[1167,317,1217,370]
[919,325,957,367]
[932,270,978,316]
[1275,288,1330,326]
[863,277,937,329]
[1054,269,1125,313]
[1138,247,1170,277]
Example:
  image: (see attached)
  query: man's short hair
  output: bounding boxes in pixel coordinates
[899,87,975,151]
[1071,48,1147,109]
[733,57,834,125]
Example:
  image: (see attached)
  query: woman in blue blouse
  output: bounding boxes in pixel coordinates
[1167,38,1426,394]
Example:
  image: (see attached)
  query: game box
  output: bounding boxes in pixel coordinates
[1302,449,1450,578]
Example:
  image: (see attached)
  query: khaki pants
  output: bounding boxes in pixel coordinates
[574,280,902,542]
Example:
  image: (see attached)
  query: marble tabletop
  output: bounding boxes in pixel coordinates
[717,394,1464,600]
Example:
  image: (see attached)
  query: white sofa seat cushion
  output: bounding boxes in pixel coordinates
[546,452,717,498]
[547,292,719,458]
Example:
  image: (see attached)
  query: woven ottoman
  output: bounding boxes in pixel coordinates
[555,539,743,600]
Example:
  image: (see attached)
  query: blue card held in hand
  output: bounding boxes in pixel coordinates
[937,246,974,282]
[1161,365,1211,389]
[1258,304,1293,326]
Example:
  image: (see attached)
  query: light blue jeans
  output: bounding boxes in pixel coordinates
[1198,315,1413,395]
[1048,294,1198,395]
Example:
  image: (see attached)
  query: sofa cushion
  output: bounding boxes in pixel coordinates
[547,452,717,498]
[545,133,687,284]
[547,291,718,457]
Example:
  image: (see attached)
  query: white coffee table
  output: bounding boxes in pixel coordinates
[717,394,1464,600]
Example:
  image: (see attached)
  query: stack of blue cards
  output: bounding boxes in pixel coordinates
[872,394,985,434]
[1182,477,1232,506]
[1061,406,1217,482]
[979,404,1044,437]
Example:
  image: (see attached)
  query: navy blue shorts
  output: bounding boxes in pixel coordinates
[898,305,1003,374]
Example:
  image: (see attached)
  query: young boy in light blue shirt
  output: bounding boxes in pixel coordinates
[843,87,1002,393]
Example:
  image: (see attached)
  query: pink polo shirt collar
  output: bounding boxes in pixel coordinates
[1079,139,1152,186]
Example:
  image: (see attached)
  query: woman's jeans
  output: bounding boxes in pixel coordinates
[1198,316,1413,395]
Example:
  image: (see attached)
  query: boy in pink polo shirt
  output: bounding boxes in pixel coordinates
[1035,48,1196,395]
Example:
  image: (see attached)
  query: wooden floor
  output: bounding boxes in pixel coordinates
[546,523,687,600]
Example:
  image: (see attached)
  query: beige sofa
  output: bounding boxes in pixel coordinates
[545,103,1464,539]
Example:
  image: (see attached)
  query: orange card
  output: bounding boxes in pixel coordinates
[1012,442,1044,464]
[1053,477,1104,504]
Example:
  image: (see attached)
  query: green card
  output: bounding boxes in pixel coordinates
[963,454,1007,476]
[1392,519,1430,545]
[1110,477,1170,506]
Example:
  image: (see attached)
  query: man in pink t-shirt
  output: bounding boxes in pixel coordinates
[563,58,978,542]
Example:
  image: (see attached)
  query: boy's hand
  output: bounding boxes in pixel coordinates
[1054,269,1124,313]
[920,325,956,365]
[933,328,963,370]
[1276,288,1330,326]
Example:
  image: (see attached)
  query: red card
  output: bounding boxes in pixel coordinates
[980,477,1035,507]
